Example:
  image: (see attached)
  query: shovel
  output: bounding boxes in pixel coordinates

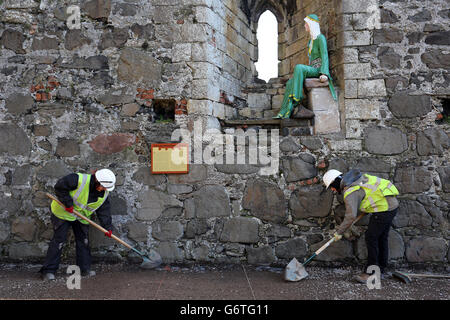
[46,193,162,269]
[393,271,450,284]
[285,214,365,282]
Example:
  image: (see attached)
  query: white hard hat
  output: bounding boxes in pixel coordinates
[323,169,343,189]
[95,169,116,191]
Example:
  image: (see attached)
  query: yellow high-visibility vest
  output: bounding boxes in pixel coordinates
[343,174,399,213]
[51,173,108,224]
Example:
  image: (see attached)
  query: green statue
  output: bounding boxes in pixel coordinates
[274,14,337,119]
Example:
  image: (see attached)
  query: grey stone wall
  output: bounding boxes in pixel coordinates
[0,0,448,268]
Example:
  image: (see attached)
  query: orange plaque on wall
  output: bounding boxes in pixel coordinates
[151,143,189,174]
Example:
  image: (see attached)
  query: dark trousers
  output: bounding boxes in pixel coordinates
[40,214,91,274]
[365,207,398,274]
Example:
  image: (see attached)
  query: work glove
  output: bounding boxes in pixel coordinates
[104,230,112,238]
[65,206,74,213]
[333,232,343,242]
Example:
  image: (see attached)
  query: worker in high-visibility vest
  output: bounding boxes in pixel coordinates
[40,169,116,281]
[323,168,399,284]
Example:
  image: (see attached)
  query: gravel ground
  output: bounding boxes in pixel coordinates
[0,262,448,301]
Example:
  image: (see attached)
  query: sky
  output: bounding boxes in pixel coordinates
[254,11,279,82]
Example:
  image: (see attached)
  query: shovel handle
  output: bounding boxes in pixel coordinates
[46,193,133,251]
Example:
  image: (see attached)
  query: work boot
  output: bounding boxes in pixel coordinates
[354,273,370,284]
[41,273,56,281]
[81,270,96,277]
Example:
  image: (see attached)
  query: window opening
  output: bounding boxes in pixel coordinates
[255,10,279,83]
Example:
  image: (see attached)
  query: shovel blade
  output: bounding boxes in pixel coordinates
[139,249,162,269]
[284,258,309,282]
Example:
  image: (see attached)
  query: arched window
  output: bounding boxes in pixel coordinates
[255,10,279,82]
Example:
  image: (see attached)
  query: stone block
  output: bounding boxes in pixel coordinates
[307,87,340,134]
[329,140,362,151]
[346,120,363,138]
[275,238,307,259]
[437,167,450,192]
[345,80,358,98]
[388,93,431,118]
[0,123,32,156]
[289,185,333,219]
[156,242,184,263]
[185,219,209,238]
[311,240,354,262]
[136,189,182,221]
[281,155,317,182]
[247,93,271,110]
[127,223,148,243]
[117,48,162,87]
[5,93,34,115]
[364,127,407,155]
[242,179,287,223]
[8,243,48,259]
[219,217,259,244]
[417,128,449,156]
[12,217,37,241]
[0,29,25,54]
[344,63,372,79]
[87,133,136,155]
[343,31,371,46]
[358,80,387,97]
[345,99,382,120]
[82,0,111,19]
[152,221,184,241]
[56,138,80,157]
[190,185,231,218]
[393,200,432,228]
[406,237,448,262]
[246,246,276,265]
[394,167,433,194]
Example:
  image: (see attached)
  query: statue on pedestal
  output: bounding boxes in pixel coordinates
[274,14,337,119]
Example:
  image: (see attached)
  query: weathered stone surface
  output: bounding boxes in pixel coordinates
[55,138,80,157]
[425,31,450,45]
[117,48,162,87]
[378,47,401,69]
[136,189,182,221]
[190,185,231,218]
[12,165,31,186]
[126,222,148,242]
[88,133,136,154]
[167,164,207,184]
[406,237,448,262]
[113,3,138,16]
[311,240,353,262]
[65,30,93,50]
[0,123,32,156]
[373,29,403,44]
[31,37,59,51]
[289,185,333,219]
[167,184,193,195]
[83,0,111,19]
[275,238,307,259]
[131,23,155,41]
[417,128,449,156]
[0,29,25,54]
[393,200,432,228]
[60,55,109,70]
[364,127,407,155]
[421,49,450,69]
[246,246,276,265]
[408,9,432,22]
[214,164,259,174]
[152,221,183,241]
[99,27,129,50]
[121,103,140,117]
[11,217,36,241]
[36,160,71,179]
[388,93,431,118]
[354,158,391,175]
[394,167,433,194]
[0,222,10,243]
[132,167,166,186]
[219,217,259,244]
[281,154,317,182]
[300,137,323,151]
[109,195,127,215]
[185,219,209,238]
[437,167,450,192]
[5,93,34,115]
[242,179,287,223]
[33,125,51,137]
[8,243,48,259]
[32,191,51,207]
[280,137,300,152]
[156,242,183,263]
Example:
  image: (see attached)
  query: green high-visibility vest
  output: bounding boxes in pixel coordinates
[343,174,399,213]
[51,173,109,224]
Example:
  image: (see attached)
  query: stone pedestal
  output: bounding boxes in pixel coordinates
[305,79,340,134]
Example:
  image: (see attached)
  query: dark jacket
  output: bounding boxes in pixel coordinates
[54,173,112,230]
